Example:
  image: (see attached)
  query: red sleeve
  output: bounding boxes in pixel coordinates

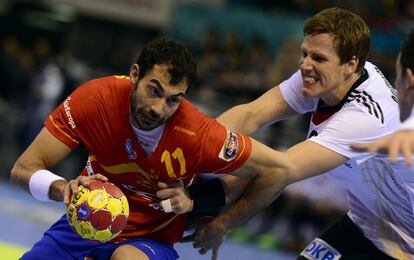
[196,119,252,174]
[44,78,105,149]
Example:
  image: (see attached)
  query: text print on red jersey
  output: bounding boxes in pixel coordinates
[219,132,239,161]
[63,96,76,129]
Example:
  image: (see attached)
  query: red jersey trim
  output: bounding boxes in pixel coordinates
[89,155,152,181]
[48,115,79,144]
[150,215,178,233]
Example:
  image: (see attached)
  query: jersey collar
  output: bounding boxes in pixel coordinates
[317,68,369,113]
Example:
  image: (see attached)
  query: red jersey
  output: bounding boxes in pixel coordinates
[44,75,252,244]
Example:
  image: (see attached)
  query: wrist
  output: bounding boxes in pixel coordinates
[189,178,226,214]
[29,169,65,201]
[211,217,232,236]
[49,179,67,201]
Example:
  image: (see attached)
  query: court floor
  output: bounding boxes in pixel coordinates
[0,180,295,259]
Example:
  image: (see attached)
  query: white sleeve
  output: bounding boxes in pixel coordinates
[399,117,414,130]
[279,70,318,114]
[309,108,392,159]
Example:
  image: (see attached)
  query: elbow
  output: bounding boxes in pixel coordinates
[269,162,297,190]
[10,160,21,185]
[10,158,29,188]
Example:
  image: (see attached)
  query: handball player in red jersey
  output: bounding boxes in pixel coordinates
[11,38,294,259]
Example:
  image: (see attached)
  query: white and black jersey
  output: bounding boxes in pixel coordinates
[280,62,414,259]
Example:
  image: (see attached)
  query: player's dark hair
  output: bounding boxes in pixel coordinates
[136,38,197,89]
[400,28,414,73]
[304,7,370,73]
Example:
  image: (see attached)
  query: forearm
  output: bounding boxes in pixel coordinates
[11,128,72,201]
[10,155,46,193]
[11,161,67,201]
[212,170,286,233]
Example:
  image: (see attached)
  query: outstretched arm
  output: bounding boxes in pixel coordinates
[351,130,414,165]
[351,117,414,166]
[217,86,297,134]
[191,140,347,259]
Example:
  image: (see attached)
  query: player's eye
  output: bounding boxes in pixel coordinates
[167,97,181,106]
[301,51,307,57]
[312,55,326,62]
[148,86,160,97]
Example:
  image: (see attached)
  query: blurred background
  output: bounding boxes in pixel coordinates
[0,0,412,259]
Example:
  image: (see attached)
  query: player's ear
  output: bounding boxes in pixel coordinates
[406,68,414,90]
[129,64,140,85]
[346,56,359,74]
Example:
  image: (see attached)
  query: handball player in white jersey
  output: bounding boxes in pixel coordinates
[184,7,414,260]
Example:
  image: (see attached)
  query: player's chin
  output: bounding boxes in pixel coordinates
[142,120,163,130]
[302,87,317,97]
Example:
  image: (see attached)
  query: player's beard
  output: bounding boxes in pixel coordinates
[130,91,163,130]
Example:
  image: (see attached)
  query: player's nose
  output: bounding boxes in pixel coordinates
[150,99,164,118]
[300,58,313,71]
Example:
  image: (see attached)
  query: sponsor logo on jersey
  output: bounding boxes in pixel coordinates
[300,238,341,260]
[63,96,76,129]
[219,132,239,161]
[125,138,137,160]
[77,205,90,220]
[173,125,196,136]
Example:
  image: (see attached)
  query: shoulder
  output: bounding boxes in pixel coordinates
[79,75,131,96]
[344,62,399,126]
[71,75,132,112]
[170,99,226,140]
[174,99,216,125]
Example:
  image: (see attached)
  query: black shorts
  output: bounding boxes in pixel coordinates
[297,214,395,260]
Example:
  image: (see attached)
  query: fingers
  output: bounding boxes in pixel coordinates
[156,181,193,214]
[198,248,208,255]
[92,173,108,182]
[156,181,184,199]
[63,183,71,204]
[350,141,388,154]
[157,182,170,189]
[350,143,370,152]
[212,248,219,260]
[156,187,180,200]
[388,139,400,164]
[160,199,173,213]
[157,181,183,189]
[402,141,413,166]
[64,174,109,205]
[181,233,195,243]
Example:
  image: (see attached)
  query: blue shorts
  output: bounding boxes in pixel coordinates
[21,215,179,260]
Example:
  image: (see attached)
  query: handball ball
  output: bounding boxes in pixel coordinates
[66,180,129,242]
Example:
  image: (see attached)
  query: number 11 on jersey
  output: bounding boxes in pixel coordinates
[161,148,187,178]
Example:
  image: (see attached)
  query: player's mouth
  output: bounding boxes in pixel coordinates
[140,112,160,125]
[302,75,319,87]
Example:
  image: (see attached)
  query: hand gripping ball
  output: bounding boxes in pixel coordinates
[66,180,129,242]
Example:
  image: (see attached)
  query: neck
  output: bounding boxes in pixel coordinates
[322,72,361,106]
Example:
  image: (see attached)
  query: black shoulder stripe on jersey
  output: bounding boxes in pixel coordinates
[362,90,384,123]
[348,91,384,123]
